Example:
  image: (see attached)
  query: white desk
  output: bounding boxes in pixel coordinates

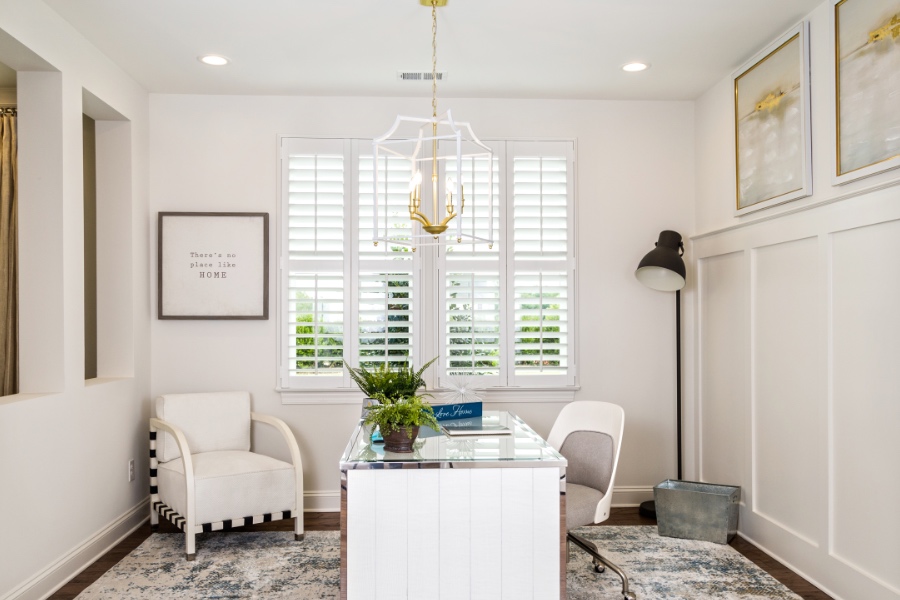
[339,411,568,600]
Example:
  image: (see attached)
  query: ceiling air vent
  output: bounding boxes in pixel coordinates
[397,71,448,81]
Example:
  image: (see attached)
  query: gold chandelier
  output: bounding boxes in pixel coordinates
[372,0,494,249]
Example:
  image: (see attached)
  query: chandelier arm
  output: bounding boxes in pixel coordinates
[436,212,457,228]
[409,211,431,227]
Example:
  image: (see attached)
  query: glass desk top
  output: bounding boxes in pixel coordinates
[340,410,566,470]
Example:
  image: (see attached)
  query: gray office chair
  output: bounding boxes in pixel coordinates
[547,401,636,600]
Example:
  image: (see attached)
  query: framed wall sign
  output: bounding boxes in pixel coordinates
[158,212,269,319]
[734,21,812,215]
[834,0,900,184]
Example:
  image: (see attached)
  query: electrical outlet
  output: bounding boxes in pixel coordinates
[128,459,135,482]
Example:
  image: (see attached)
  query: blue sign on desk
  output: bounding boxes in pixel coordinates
[432,401,483,421]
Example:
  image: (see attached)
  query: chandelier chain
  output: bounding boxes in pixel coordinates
[431,0,437,118]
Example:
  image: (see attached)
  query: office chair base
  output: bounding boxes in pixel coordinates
[568,531,636,599]
[638,499,656,519]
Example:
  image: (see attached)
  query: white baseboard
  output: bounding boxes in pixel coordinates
[303,489,341,512]
[304,487,653,513]
[611,486,654,507]
[3,498,149,600]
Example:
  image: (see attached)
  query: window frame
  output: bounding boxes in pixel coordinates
[277,135,578,401]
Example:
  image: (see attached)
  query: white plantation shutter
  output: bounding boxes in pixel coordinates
[358,154,417,368]
[512,154,568,261]
[358,155,414,256]
[509,142,575,386]
[286,274,345,375]
[445,272,502,378]
[280,138,351,388]
[358,272,414,368]
[440,146,504,386]
[288,154,345,261]
[441,149,500,258]
[513,272,569,375]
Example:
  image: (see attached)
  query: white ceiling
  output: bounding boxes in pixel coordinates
[28,0,822,100]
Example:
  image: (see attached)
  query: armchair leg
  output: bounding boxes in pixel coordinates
[186,528,196,560]
[294,512,304,541]
[568,532,636,600]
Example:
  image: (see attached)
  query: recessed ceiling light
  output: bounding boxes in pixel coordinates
[199,55,229,66]
[622,62,649,72]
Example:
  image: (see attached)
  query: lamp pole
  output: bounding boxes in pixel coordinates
[676,288,682,481]
[634,230,686,519]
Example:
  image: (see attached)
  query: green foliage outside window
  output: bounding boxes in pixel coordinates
[517,292,561,368]
[359,277,411,369]
[292,293,343,371]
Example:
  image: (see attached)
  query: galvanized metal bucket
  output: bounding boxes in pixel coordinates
[654,480,740,544]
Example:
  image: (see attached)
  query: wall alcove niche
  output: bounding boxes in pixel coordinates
[81,88,135,381]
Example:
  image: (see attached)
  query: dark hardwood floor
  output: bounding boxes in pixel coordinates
[51,508,831,599]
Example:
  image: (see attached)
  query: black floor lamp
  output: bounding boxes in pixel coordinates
[635,230,686,519]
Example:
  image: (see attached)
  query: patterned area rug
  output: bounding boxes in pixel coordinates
[568,527,802,599]
[76,526,802,599]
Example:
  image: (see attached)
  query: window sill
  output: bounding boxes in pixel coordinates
[277,386,580,405]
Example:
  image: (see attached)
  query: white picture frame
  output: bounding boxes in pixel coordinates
[834,0,900,185]
[158,212,269,319]
[733,21,812,216]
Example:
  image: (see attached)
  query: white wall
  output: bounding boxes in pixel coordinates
[0,2,150,599]
[149,94,694,509]
[692,1,900,599]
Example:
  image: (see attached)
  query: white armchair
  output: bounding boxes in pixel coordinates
[149,391,304,560]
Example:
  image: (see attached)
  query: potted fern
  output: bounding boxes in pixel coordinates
[347,358,440,453]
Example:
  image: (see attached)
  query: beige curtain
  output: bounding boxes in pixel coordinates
[0,108,17,395]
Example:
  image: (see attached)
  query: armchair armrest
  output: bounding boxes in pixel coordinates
[251,412,304,520]
[150,417,196,529]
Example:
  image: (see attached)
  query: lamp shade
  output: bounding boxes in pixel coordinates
[635,230,686,292]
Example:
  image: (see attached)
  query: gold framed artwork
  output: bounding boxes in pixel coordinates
[158,212,269,319]
[733,22,812,216]
[834,0,900,184]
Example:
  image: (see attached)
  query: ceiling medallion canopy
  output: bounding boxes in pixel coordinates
[372,0,494,250]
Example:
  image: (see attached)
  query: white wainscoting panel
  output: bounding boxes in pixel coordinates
[751,237,825,546]
[692,183,900,600]
[831,221,900,594]
[699,251,749,490]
